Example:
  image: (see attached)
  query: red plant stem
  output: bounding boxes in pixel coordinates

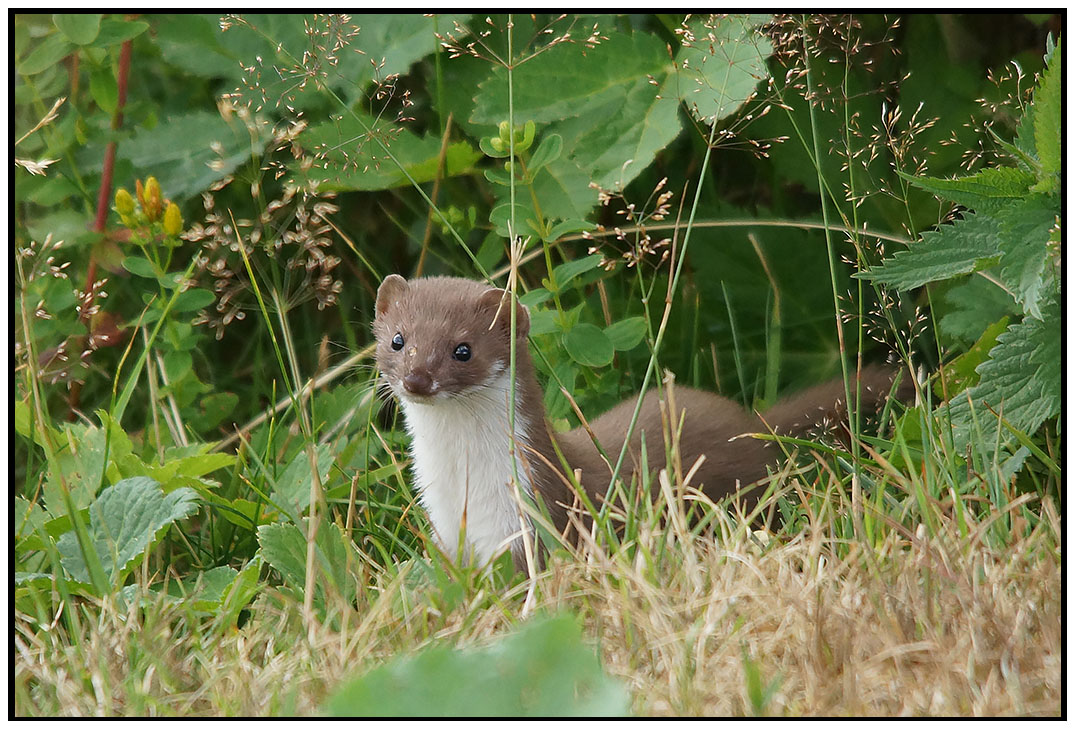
[69,37,133,418]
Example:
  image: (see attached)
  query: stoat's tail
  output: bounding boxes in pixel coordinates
[761,364,912,437]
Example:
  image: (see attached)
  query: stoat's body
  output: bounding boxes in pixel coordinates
[374,275,901,568]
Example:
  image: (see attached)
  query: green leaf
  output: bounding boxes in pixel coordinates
[173,287,217,312]
[473,31,669,125]
[270,443,335,518]
[302,113,481,191]
[472,28,681,190]
[563,323,614,368]
[675,14,772,123]
[857,211,1000,290]
[88,64,118,115]
[53,14,102,45]
[527,133,563,173]
[945,292,1060,450]
[518,288,552,308]
[92,19,149,47]
[122,256,158,279]
[43,415,134,519]
[904,166,1036,211]
[1031,36,1061,178]
[19,33,74,75]
[605,317,648,351]
[91,110,260,202]
[555,74,683,190]
[324,614,630,717]
[257,520,359,611]
[56,477,199,586]
[995,194,1058,319]
[938,277,1017,347]
[548,254,604,292]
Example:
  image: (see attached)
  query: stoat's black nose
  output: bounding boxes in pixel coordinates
[403,370,434,396]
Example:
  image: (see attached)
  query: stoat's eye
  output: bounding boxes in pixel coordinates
[453,343,472,362]
[391,333,404,351]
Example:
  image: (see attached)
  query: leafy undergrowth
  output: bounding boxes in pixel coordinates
[15,489,1061,717]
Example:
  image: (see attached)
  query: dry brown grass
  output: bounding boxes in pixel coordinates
[14,490,1061,717]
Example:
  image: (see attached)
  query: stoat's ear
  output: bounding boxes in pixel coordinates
[376,275,408,316]
[478,288,530,339]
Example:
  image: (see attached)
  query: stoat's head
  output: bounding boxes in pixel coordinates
[373,275,530,403]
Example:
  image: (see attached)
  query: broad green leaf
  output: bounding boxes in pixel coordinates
[563,323,614,368]
[675,14,772,123]
[43,415,134,518]
[53,14,102,45]
[324,614,630,717]
[527,309,558,337]
[605,317,648,351]
[555,74,683,190]
[56,477,198,586]
[83,110,259,203]
[473,31,669,125]
[19,33,74,75]
[154,14,238,77]
[904,166,1036,212]
[995,194,1058,319]
[857,211,999,290]
[271,443,335,517]
[1031,36,1061,178]
[945,292,1060,450]
[302,113,481,191]
[258,520,360,611]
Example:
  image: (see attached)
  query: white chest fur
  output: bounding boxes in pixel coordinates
[399,372,534,565]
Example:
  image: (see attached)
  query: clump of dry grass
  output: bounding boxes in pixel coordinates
[14,483,1060,717]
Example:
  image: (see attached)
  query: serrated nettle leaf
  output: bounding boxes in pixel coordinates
[43,415,135,519]
[938,276,1017,347]
[938,316,1010,397]
[995,194,1059,319]
[563,323,615,368]
[858,211,1000,290]
[53,14,102,46]
[324,614,629,717]
[1031,36,1061,178]
[945,292,1060,451]
[605,317,648,351]
[56,477,199,586]
[902,166,1036,211]
[675,14,772,123]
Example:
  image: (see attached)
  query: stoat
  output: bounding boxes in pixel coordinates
[373,275,903,569]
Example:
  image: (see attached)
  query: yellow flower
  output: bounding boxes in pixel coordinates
[114,187,135,216]
[162,202,183,237]
[144,176,162,221]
